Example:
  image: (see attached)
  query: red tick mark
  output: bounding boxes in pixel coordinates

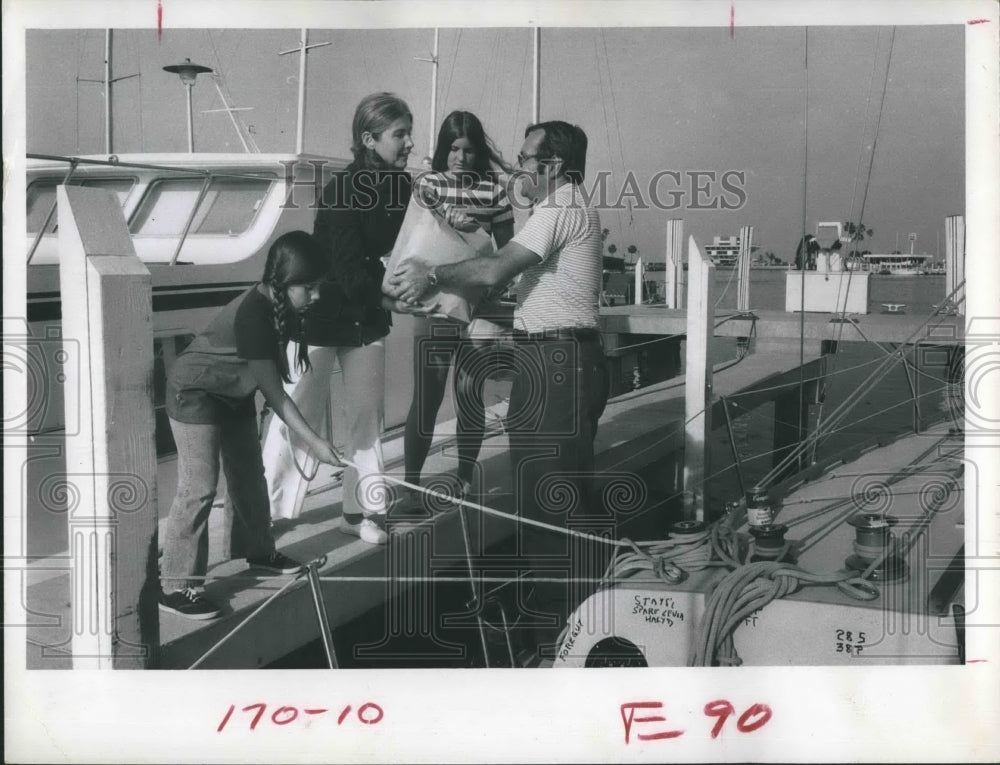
[967,19,990,25]
[730,1,735,39]
[967,659,988,663]
[303,708,329,715]
[157,1,163,42]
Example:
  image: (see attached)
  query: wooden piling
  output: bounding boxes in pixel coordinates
[737,225,754,312]
[683,236,715,521]
[58,185,158,668]
[633,257,643,306]
[944,215,964,313]
[664,219,684,309]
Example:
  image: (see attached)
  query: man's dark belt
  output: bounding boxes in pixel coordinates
[512,327,601,342]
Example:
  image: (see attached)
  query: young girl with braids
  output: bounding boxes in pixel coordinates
[159,230,343,620]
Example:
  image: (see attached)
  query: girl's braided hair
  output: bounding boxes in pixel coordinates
[262,230,328,383]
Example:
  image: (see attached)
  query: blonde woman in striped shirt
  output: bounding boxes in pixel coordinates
[397,111,514,515]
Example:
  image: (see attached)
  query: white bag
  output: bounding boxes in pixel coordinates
[383,196,495,323]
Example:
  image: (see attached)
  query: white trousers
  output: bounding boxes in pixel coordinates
[262,340,386,520]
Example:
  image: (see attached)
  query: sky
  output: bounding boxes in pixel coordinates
[22,12,964,263]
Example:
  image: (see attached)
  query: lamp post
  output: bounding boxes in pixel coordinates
[163,58,213,152]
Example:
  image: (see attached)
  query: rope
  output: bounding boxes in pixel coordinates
[688,555,882,667]
[601,523,744,588]
[340,457,633,549]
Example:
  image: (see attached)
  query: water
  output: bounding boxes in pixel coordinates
[701,271,956,511]
[711,269,948,316]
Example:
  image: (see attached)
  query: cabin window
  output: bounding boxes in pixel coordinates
[129,176,274,238]
[153,333,195,456]
[26,177,135,233]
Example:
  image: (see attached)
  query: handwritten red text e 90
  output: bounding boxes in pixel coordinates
[620,699,772,744]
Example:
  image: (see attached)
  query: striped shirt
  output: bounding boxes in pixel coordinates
[510,183,603,333]
[413,171,513,235]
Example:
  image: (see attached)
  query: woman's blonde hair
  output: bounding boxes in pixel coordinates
[351,92,413,168]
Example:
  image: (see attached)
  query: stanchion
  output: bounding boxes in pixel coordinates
[306,558,339,669]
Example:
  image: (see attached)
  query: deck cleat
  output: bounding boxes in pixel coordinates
[845,512,907,581]
[668,519,707,537]
[748,523,797,563]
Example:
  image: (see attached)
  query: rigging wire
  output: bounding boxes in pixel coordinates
[477,31,501,117]
[601,30,632,233]
[135,31,145,151]
[509,32,528,153]
[818,28,898,461]
[112,32,129,153]
[796,26,809,480]
[759,279,965,488]
[74,30,85,153]
[441,29,461,114]
[594,34,625,241]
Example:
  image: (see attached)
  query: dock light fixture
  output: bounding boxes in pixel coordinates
[163,58,214,152]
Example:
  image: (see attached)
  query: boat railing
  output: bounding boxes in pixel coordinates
[25,152,292,266]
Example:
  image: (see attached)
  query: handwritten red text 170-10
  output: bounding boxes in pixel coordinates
[621,699,772,743]
[217,703,384,732]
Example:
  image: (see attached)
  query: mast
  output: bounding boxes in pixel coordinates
[532,27,540,123]
[278,29,331,154]
[104,30,112,153]
[202,75,258,153]
[79,29,138,153]
[415,29,440,161]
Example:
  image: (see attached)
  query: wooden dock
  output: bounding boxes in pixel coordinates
[601,305,965,348]
[25,343,831,669]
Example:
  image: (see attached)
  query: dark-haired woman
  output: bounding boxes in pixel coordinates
[160,231,343,620]
[262,92,424,545]
[399,110,514,510]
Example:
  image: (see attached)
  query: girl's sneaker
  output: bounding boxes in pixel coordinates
[246,550,306,575]
[158,587,222,620]
[340,513,388,545]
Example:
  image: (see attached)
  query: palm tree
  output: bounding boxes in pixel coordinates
[626,244,638,264]
[608,243,618,257]
[843,221,874,256]
[601,227,610,243]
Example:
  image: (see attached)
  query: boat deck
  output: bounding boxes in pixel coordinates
[24,344,828,669]
[554,421,965,667]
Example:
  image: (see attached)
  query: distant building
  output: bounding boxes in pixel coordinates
[704,234,758,267]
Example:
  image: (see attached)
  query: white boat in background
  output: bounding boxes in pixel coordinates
[861,252,931,275]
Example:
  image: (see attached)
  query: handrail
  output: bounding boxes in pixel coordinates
[26,151,285,267]
[26,158,78,265]
[169,175,213,267]
[26,152,285,181]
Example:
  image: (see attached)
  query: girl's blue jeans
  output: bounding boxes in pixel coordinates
[160,414,276,591]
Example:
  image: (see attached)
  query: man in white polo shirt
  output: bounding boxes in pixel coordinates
[389,120,611,662]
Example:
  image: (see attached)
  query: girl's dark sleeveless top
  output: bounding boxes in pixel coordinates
[302,161,412,347]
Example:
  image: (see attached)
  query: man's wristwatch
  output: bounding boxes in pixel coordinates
[427,268,439,288]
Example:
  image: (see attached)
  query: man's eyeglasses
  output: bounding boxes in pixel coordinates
[517,152,540,167]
